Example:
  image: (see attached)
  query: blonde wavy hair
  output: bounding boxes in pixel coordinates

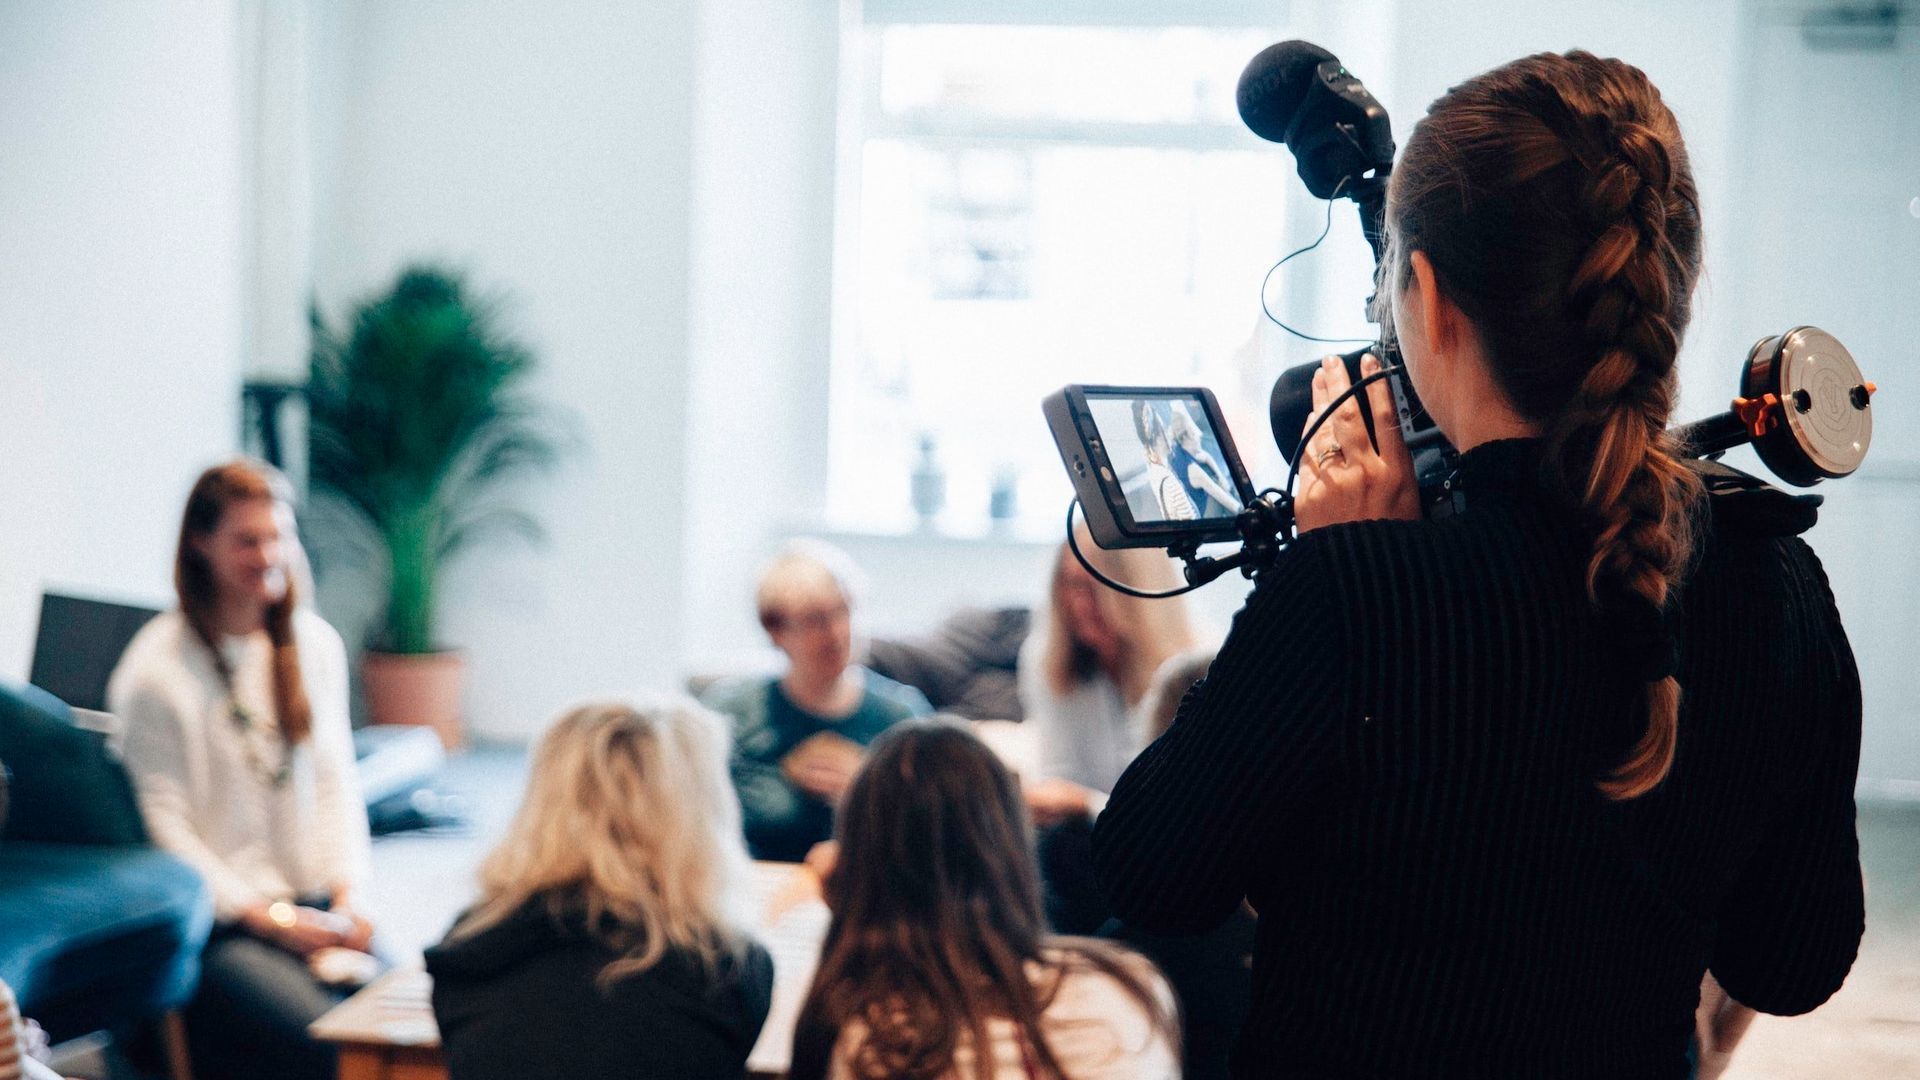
[1042,524,1197,706]
[447,698,755,983]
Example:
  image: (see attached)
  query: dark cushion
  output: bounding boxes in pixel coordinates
[0,680,147,845]
[0,842,212,1038]
[866,606,1030,722]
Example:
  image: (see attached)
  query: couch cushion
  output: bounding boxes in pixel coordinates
[0,681,147,846]
[866,607,1030,721]
[0,843,211,1032]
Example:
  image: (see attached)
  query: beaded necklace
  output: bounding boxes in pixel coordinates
[209,638,293,790]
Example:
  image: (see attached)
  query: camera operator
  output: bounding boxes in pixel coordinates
[1091,50,1864,1078]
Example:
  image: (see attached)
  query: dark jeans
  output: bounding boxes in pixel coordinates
[1038,817,1109,935]
[1103,911,1257,1080]
[184,900,388,1080]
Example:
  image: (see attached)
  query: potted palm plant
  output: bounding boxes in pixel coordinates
[307,265,561,749]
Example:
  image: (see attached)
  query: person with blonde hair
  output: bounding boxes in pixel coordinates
[1018,527,1197,828]
[109,460,370,1080]
[427,698,773,1079]
[704,539,930,862]
[1131,401,1196,522]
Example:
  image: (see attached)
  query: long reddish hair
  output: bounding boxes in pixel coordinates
[1384,52,1705,799]
[174,461,313,745]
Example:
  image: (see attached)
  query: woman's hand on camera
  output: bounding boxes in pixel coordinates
[1296,353,1420,532]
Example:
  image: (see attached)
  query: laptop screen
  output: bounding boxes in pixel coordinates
[29,592,163,712]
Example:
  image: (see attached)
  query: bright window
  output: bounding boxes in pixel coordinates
[827,18,1311,537]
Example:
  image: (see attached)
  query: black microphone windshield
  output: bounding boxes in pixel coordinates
[1237,40,1337,145]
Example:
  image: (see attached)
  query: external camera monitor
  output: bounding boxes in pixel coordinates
[1044,385,1258,549]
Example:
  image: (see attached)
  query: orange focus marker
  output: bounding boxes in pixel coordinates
[1732,392,1782,438]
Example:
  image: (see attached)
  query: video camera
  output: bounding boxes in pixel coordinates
[1045,41,1877,595]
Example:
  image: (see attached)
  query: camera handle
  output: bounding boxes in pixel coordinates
[1167,495,1295,588]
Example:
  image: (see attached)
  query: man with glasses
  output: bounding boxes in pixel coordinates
[703,541,931,862]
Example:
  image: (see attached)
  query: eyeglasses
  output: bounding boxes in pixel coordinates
[761,603,850,634]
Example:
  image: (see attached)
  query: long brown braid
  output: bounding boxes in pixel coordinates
[1385,51,1705,798]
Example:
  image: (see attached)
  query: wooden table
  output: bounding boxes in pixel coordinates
[308,967,443,1080]
[311,862,827,1080]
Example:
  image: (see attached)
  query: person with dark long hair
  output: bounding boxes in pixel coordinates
[789,720,1178,1080]
[109,461,372,1080]
[1092,52,1863,1077]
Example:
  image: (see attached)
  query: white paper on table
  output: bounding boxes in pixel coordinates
[745,862,832,1075]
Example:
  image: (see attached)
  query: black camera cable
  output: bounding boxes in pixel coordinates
[1063,499,1208,600]
[1260,176,1377,348]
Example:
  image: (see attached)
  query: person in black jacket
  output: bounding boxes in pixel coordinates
[427,699,773,1079]
[1091,50,1864,1079]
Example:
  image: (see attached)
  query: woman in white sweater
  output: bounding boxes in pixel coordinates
[108,461,371,1080]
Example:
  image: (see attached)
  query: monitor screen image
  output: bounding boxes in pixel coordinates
[1084,391,1243,526]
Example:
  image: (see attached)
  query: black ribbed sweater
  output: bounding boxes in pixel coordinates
[1090,439,1864,1079]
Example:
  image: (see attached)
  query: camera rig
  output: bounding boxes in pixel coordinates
[1056,41,1878,599]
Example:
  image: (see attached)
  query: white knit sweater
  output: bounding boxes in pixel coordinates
[108,608,369,921]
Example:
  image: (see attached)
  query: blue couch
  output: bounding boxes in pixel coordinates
[0,680,211,1042]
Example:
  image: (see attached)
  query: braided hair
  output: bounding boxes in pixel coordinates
[1383,51,1704,799]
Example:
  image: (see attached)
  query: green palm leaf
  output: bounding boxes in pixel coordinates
[307,265,565,654]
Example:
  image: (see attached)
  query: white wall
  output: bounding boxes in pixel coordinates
[0,1,246,677]
[306,0,702,739]
[680,0,846,673]
[1716,6,1920,790]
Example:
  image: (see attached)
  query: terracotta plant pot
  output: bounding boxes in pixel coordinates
[362,650,466,750]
